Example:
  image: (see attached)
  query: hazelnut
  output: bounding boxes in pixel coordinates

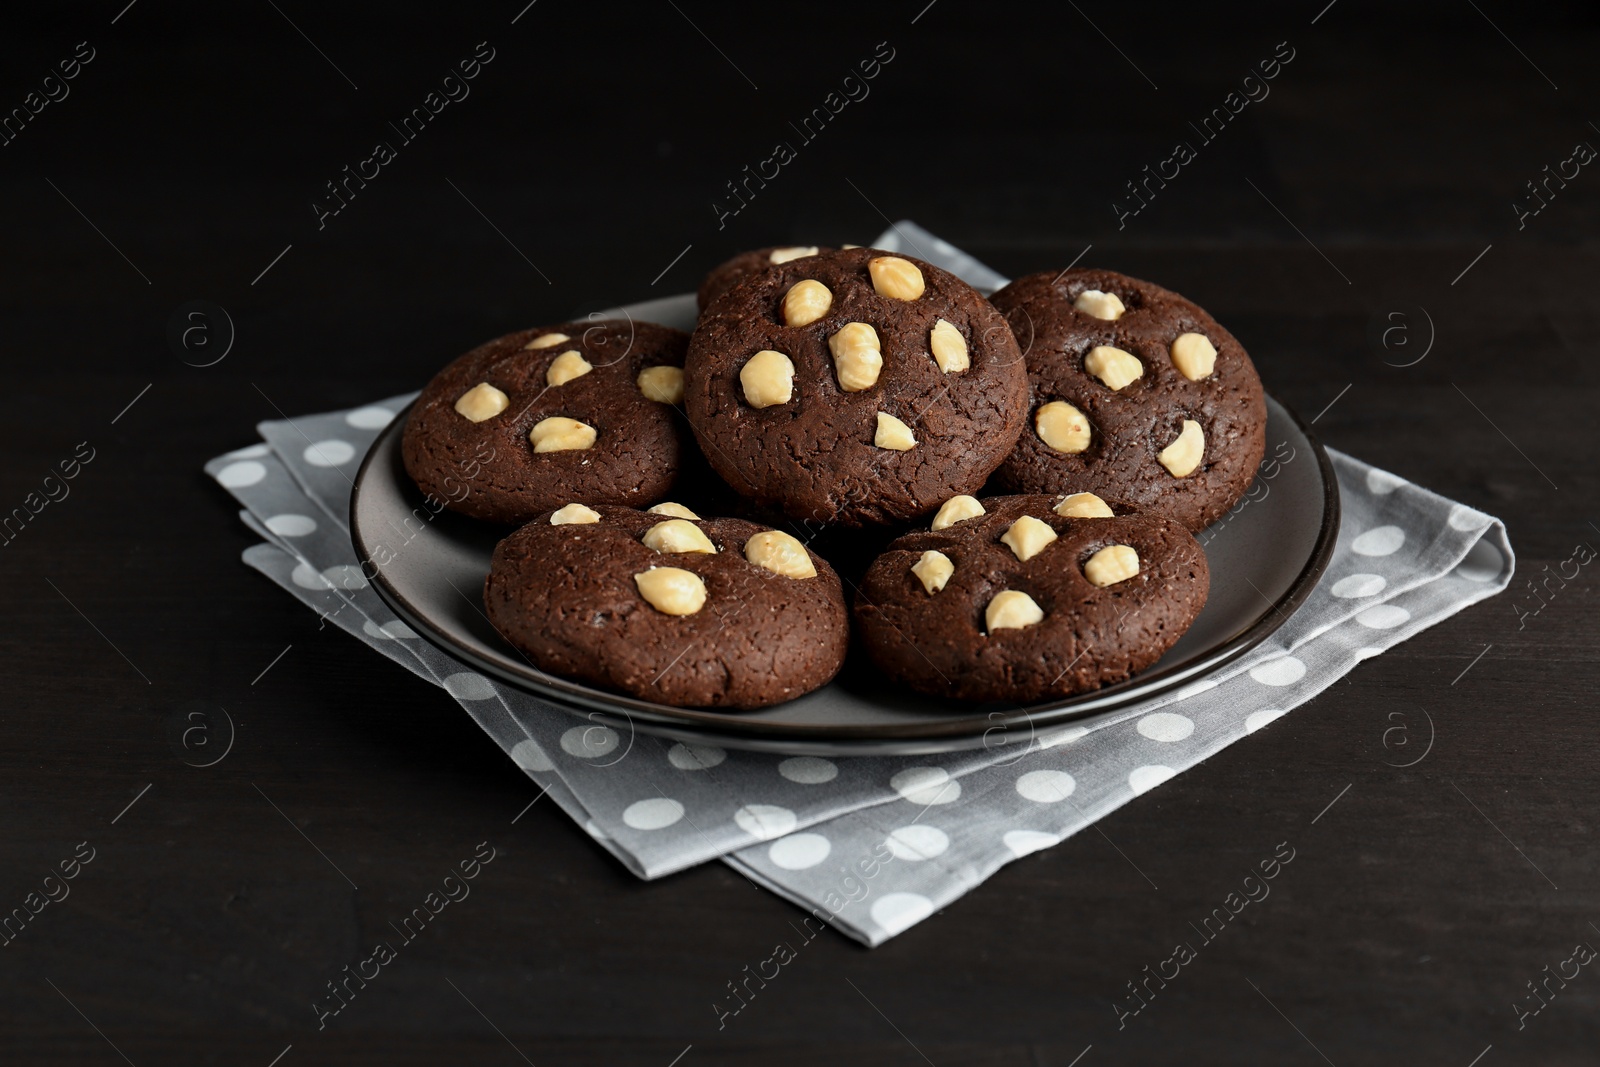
[911,550,953,594]
[637,365,684,404]
[874,411,917,451]
[1054,492,1114,518]
[828,322,883,391]
[550,503,601,525]
[1084,544,1140,587]
[454,382,509,423]
[744,530,817,578]
[529,416,597,453]
[633,567,707,615]
[647,501,700,519]
[546,350,593,387]
[1000,515,1058,562]
[986,589,1044,633]
[1157,419,1205,478]
[1035,401,1091,453]
[868,256,925,300]
[1085,346,1144,391]
[740,350,795,408]
[769,246,819,264]
[524,332,571,350]
[783,280,833,327]
[931,494,985,531]
[929,318,970,373]
[1170,333,1217,381]
[1073,289,1126,321]
[642,519,717,555]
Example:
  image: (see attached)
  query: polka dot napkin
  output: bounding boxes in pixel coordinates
[205,224,1513,946]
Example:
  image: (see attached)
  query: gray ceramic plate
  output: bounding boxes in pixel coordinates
[351,293,1338,755]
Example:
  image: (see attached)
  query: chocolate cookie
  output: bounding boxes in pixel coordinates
[698,245,837,311]
[854,492,1209,703]
[402,320,692,523]
[989,269,1266,532]
[485,503,848,708]
[685,248,1029,526]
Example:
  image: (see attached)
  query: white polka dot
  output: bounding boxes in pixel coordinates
[623,798,683,830]
[870,892,934,936]
[264,513,317,537]
[1357,604,1410,629]
[1448,504,1489,532]
[1354,647,1384,660]
[890,767,961,806]
[321,564,368,590]
[1174,679,1218,701]
[885,825,949,861]
[584,819,608,840]
[1137,712,1195,743]
[1250,656,1307,687]
[303,439,356,467]
[561,725,618,758]
[345,406,395,429]
[362,619,418,640]
[1036,725,1088,749]
[768,833,831,870]
[1352,525,1406,556]
[216,460,266,488]
[1455,540,1504,582]
[225,443,271,459]
[734,804,797,840]
[290,561,332,589]
[1016,769,1076,803]
[1129,764,1177,796]
[1245,709,1288,734]
[778,756,838,784]
[1003,830,1058,857]
[667,743,726,770]
[1331,573,1386,598]
[443,672,496,700]
[511,739,553,772]
[1366,469,1406,495]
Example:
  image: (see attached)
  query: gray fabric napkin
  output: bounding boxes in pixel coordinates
[206,224,1513,945]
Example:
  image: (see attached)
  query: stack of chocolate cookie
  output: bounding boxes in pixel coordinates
[401,245,1266,709]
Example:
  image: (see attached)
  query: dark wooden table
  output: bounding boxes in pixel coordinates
[3,2,1597,1062]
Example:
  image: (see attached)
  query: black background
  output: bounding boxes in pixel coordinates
[3,0,1599,1063]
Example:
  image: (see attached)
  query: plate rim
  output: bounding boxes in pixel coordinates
[350,388,1337,748]
[352,394,1339,749]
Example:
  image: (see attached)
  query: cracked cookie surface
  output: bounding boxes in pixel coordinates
[991,269,1266,532]
[697,245,838,311]
[854,494,1209,703]
[686,248,1028,527]
[402,320,691,523]
[485,505,848,708]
